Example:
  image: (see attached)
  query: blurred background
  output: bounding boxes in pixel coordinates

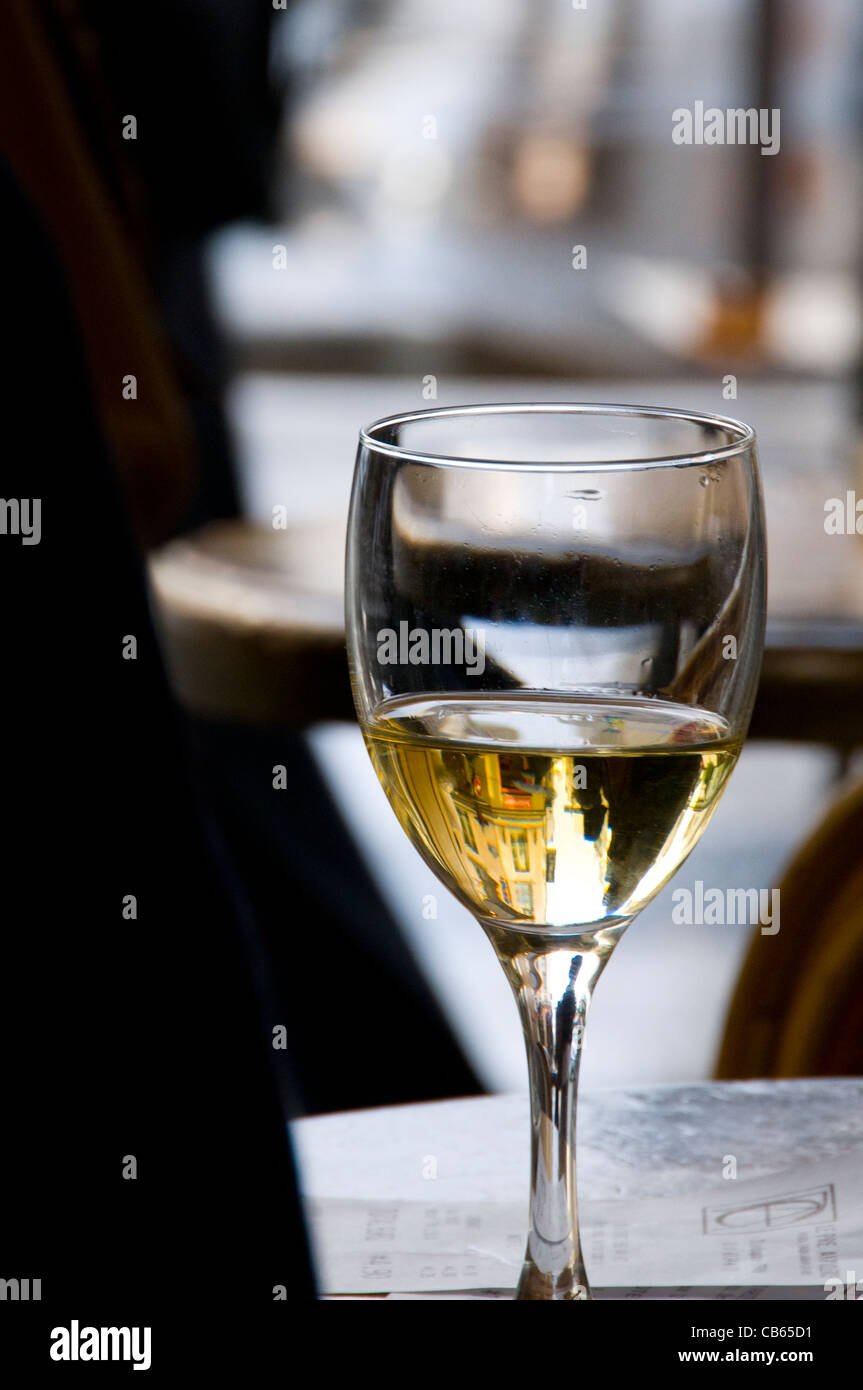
[219,0,862,384]
[9,0,863,1115]
[204,0,863,1099]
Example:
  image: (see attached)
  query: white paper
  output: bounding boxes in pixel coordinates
[308,1154,863,1295]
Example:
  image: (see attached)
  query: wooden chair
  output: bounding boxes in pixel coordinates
[715,774,863,1078]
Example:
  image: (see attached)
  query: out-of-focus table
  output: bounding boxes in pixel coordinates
[149,375,863,745]
[292,1079,863,1300]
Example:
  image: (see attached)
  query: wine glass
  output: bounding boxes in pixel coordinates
[345,403,766,1300]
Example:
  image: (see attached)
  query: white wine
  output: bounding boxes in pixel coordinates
[364,693,739,931]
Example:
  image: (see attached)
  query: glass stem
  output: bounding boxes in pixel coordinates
[488,930,615,1300]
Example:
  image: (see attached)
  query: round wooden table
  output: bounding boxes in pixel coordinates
[149,517,863,747]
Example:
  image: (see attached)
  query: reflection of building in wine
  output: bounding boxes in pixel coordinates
[444,751,553,922]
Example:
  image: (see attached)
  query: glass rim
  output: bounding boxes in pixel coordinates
[358,401,757,472]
